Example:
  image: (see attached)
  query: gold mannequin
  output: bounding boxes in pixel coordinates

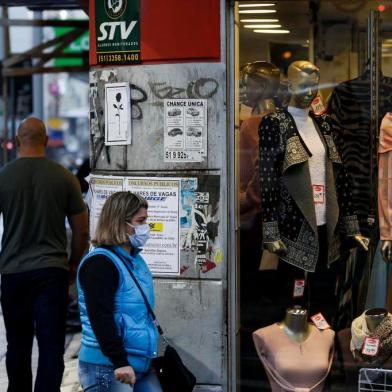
[240,61,280,113]
[264,60,369,255]
[279,306,310,343]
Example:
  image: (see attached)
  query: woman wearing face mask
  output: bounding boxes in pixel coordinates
[77,191,162,392]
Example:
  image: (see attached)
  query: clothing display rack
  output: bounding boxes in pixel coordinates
[359,368,392,391]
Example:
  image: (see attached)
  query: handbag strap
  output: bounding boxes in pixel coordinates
[105,247,166,338]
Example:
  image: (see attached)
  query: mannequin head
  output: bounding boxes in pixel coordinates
[287,61,320,109]
[240,61,280,109]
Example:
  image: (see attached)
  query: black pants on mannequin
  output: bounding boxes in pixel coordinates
[275,225,340,324]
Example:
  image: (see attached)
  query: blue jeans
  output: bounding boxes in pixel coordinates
[79,361,163,392]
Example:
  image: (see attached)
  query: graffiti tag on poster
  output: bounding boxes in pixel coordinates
[179,176,221,274]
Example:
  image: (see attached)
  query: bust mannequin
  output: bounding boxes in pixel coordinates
[365,308,387,332]
[338,308,392,389]
[253,306,335,392]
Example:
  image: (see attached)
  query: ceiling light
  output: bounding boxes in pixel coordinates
[254,29,290,34]
[239,3,275,7]
[239,9,277,13]
[244,24,281,28]
[240,18,279,22]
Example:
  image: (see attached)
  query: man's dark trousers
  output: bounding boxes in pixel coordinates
[1,267,68,392]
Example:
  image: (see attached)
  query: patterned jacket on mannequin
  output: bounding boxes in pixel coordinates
[259,109,361,272]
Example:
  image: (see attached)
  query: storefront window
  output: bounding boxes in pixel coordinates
[235,1,392,391]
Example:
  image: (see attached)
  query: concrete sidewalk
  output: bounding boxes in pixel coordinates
[0,309,82,392]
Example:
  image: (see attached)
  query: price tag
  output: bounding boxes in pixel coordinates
[313,185,325,204]
[293,279,305,298]
[311,96,327,115]
[311,313,331,330]
[362,337,380,357]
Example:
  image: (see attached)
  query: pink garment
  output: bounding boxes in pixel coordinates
[253,324,335,392]
[378,114,392,240]
[239,114,267,228]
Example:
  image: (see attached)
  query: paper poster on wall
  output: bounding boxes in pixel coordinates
[125,177,181,276]
[105,82,132,145]
[164,99,207,162]
[89,176,124,237]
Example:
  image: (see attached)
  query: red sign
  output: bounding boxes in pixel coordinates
[89,0,221,65]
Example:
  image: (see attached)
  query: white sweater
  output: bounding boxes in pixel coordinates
[288,106,326,226]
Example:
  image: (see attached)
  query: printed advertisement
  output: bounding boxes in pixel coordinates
[126,177,181,276]
[105,82,132,145]
[89,176,124,237]
[89,175,184,276]
[164,99,207,163]
[94,0,140,65]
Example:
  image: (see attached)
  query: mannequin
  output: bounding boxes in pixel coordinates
[239,61,280,119]
[338,308,392,389]
[239,61,280,227]
[239,61,280,303]
[280,305,310,343]
[259,60,369,322]
[365,308,388,331]
[379,112,392,263]
[253,306,335,392]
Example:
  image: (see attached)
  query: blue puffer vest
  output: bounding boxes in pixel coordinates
[77,246,158,373]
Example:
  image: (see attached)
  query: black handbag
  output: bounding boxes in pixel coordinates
[109,248,196,392]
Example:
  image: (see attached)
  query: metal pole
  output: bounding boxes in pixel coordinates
[2,6,10,165]
[368,10,380,231]
[33,11,43,119]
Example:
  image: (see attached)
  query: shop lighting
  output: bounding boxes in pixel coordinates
[239,9,277,13]
[240,18,279,22]
[244,24,281,28]
[254,29,290,34]
[239,3,275,7]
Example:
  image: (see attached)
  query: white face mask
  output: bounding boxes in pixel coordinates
[127,223,150,248]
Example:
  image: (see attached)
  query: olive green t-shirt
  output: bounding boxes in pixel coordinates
[0,157,86,274]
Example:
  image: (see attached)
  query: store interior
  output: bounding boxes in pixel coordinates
[235,1,392,391]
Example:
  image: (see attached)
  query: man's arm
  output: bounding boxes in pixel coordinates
[68,209,89,282]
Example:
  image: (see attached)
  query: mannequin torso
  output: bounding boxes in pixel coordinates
[253,307,335,392]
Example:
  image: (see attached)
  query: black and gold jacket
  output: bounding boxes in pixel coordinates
[259,109,360,272]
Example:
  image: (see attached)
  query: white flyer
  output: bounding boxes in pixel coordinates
[89,175,181,276]
[125,177,181,276]
[89,176,124,237]
[105,82,132,145]
[164,99,207,162]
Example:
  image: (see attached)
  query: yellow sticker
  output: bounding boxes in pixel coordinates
[148,222,163,232]
[214,249,223,264]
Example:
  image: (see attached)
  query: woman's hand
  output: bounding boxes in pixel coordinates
[114,365,136,385]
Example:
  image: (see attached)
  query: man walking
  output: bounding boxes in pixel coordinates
[0,117,89,392]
